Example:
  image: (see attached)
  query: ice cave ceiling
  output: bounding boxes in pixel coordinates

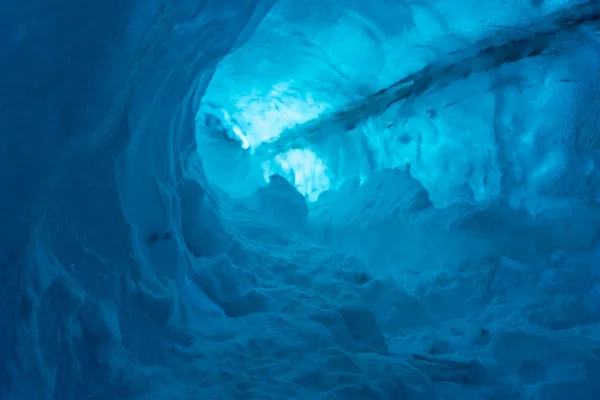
[3,0,600,399]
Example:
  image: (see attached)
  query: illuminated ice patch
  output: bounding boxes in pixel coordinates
[198,103,250,149]
[263,149,331,202]
[226,82,334,200]
[233,83,332,147]
[231,125,250,149]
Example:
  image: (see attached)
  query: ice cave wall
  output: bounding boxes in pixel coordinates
[1,0,276,398]
[3,0,600,399]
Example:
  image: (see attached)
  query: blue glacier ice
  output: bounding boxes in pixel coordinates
[3,0,600,399]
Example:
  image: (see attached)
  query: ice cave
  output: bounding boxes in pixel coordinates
[4,0,600,399]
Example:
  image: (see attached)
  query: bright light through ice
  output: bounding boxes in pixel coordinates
[232,125,250,149]
[234,83,332,147]
[264,149,331,202]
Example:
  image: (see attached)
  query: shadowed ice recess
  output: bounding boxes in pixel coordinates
[4,0,600,399]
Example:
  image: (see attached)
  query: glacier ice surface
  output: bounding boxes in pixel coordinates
[3,0,600,399]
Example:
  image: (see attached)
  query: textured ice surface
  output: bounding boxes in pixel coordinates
[4,0,600,399]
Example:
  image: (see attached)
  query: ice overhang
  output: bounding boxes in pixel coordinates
[195,1,600,205]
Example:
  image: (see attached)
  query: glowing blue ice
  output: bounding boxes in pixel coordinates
[7,1,600,400]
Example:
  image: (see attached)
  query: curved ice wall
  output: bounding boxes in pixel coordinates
[3,0,600,399]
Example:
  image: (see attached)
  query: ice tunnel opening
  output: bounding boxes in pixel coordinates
[189,0,600,279]
[194,2,600,216]
[194,87,334,201]
[193,3,392,202]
